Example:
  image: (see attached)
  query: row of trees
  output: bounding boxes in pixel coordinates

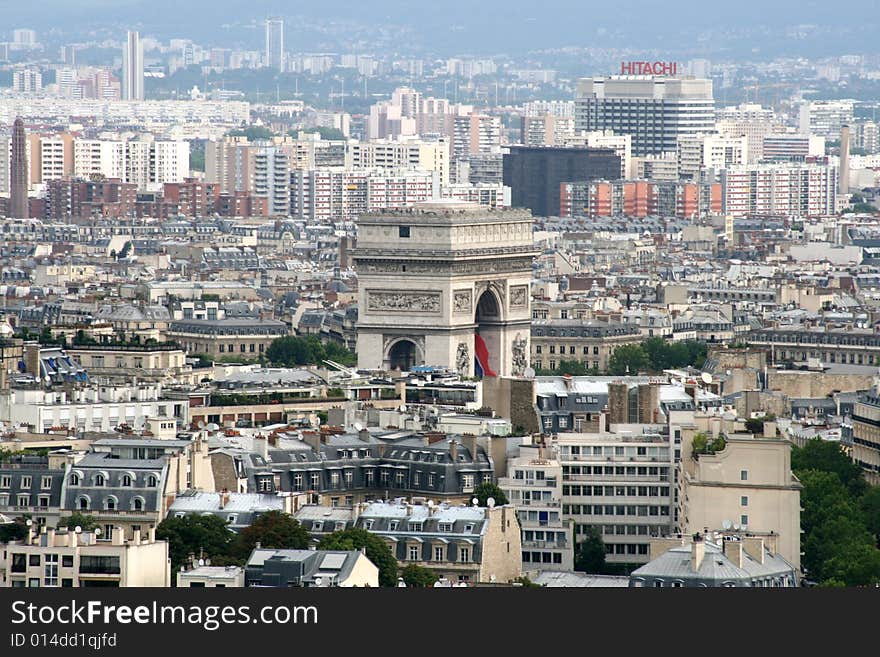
[265,335,357,367]
[792,439,880,586]
[607,338,708,375]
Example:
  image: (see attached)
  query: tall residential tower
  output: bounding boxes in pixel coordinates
[122,30,144,101]
[9,118,29,218]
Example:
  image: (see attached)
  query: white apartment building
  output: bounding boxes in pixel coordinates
[440,182,509,208]
[0,383,188,434]
[346,138,450,186]
[290,168,436,222]
[720,163,838,217]
[499,442,574,572]
[799,100,855,139]
[761,133,825,162]
[562,130,632,179]
[450,112,501,162]
[72,138,189,190]
[0,137,31,195]
[677,133,747,181]
[251,145,291,216]
[556,425,675,566]
[12,69,42,93]
[715,103,782,164]
[521,115,576,148]
[575,76,715,156]
[522,100,575,118]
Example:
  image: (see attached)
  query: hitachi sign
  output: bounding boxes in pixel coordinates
[620,61,679,75]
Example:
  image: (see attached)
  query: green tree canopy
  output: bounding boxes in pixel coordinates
[792,439,867,498]
[318,528,398,587]
[860,485,880,546]
[233,510,310,560]
[400,564,439,587]
[0,517,28,543]
[227,125,275,140]
[156,514,235,577]
[607,344,650,375]
[574,526,606,573]
[58,513,99,532]
[266,335,356,367]
[472,481,509,507]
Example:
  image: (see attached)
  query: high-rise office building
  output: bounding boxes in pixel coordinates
[798,100,854,140]
[10,118,29,218]
[502,146,621,217]
[575,75,715,157]
[265,17,284,71]
[122,31,144,101]
[12,29,37,47]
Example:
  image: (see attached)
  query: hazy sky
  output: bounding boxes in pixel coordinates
[5,1,880,57]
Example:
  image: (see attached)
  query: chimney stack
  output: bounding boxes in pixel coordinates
[840,124,851,197]
[690,534,706,572]
[742,536,765,564]
[449,439,458,461]
[722,538,744,568]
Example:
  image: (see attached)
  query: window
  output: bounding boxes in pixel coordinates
[399,226,411,238]
[147,475,158,487]
[11,553,26,573]
[462,474,474,490]
[459,547,470,563]
[121,475,132,488]
[740,470,748,481]
[69,474,79,486]
[133,498,144,512]
[434,546,444,561]
[94,474,105,487]
[62,555,73,568]
[79,556,121,575]
[741,496,748,507]
[17,494,30,507]
[29,554,40,566]
[439,522,452,532]
[44,554,58,586]
[408,545,420,560]
[741,515,748,526]
[77,496,89,511]
[41,476,53,490]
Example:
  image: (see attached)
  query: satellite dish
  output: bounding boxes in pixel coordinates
[74,526,82,534]
[487,497,496,508]
[353,422,364,432]
[198,558,205,567]
[427,500,434,508]
[722,519,732,530]
[472,497,479,506]
[94,527,102,536]
[399,404,407,412]
[701,372,712,385]
[25,519,33,527]
[198,421,205,429]
[523,367,536,378]
[733,524,740,531]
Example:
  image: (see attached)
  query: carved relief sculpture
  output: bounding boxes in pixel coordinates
[511,333,528,376]
[453,290,472,314]
[510,285,529,308]
[456,343,470,374]
[367,291,441,313]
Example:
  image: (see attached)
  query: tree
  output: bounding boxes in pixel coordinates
[792,439,866,498]
[744,414,775,436]
[227,125,274,140]
[58,513,99,532]
[607,344,650,375]
[574,526,606,573]
[860,486,880,545]
[156,514,235,577]
[318,528,398,587]
[0,517,28,542]
[400,564,438,587]
[513,575,542,587]
[266,335,356,367]
[233,510,310,560]
[472,481,508,507]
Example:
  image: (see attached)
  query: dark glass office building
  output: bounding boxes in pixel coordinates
[502,146,621,217]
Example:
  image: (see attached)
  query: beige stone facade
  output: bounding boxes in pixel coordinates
[679,433,802,571]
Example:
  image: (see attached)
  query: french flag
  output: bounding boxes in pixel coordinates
[474,334,496,377]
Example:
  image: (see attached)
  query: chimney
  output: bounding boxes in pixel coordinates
[840,124,851,197]
[358,429,371,442]
[742,536,765,564]
[598,410,607,434]
[690,534,706,572]
[111,526,125,546]
[461,434,477,461]
[449,439,458,461]
[133,528,142,546]
[302,430,322,453]
[148,527,156,543]
[68,529,78,548]
[220,490,230,509]
[254,435,269,460]
[723,538,744,568]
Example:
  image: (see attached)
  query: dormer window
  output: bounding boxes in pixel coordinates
[94,474,105,487]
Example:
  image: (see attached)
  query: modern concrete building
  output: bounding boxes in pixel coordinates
[354,202,537,377]
[9,118,28,218]
[499,442,574,572]
[851,392,880,485]
[575,75,715,156]
[798,100,854,139]
[720,163,838,217]
[265,18,285,71]
[121,31,144,101]
[177,565,244,587]
[0,526,170,587]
